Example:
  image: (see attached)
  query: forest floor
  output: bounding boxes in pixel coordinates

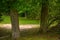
[0,24,59,40]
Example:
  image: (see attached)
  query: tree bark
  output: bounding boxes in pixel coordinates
[10,9,20,40]
[40,0,49,33]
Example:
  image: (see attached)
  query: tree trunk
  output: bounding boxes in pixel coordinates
[0,13,3,22]
[25,12,27,19]
[40,0,49,33]
[10,9,20,40]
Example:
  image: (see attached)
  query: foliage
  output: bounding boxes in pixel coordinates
[18,0,41,19]
[48,0,60,27]
[0,0,41,20]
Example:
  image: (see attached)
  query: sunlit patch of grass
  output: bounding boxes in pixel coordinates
[19,17,40,24]
[0,16,11,24]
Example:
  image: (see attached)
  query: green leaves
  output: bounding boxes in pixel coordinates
[0,0,41,14]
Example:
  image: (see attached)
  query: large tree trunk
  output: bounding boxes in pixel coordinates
[40,0,49,33]
[10,9,20,40]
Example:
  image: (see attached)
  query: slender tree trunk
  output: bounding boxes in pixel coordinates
[0,13,2,22]
[40,0,49,33]
[25,12,27,19]
[10,9,20,40]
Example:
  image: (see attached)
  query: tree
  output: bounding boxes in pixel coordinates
[10,8,20,40]
[8,0,20,40]
[40,0,49,33]
[0,0,20,40]
[0,13,3,22]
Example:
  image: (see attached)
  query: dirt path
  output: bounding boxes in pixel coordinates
[0,24,40,30]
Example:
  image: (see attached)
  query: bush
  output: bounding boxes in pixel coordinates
[48,23,60,34]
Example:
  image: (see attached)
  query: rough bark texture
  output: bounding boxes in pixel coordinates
[10,9,20,40]
[40,0,49,33]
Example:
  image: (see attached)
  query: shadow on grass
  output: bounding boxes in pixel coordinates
[0,28,11,40]
[0,27,59,40]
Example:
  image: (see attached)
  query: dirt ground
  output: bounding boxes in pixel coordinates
[0,24,40,29]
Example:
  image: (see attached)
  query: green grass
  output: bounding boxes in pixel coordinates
[0,16,39,24]
[0,16,11,24]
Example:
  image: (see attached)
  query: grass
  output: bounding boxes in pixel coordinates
[0,28,59,40]
[0,34,58,40]
[0,16,40,24]
[20,35,58,40]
